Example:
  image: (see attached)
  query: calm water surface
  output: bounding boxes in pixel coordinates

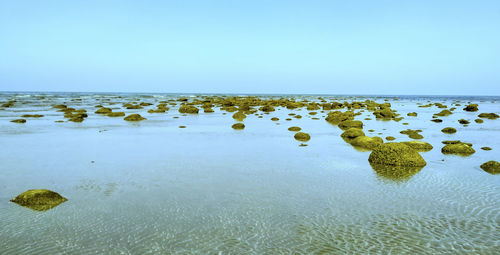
[0,93,499,254]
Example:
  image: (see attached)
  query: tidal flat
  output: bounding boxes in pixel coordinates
[0,92,499,254]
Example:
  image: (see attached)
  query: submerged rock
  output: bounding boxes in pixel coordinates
[401,141,433,152]
[349,136,383,150]
[10,119,26,123]
[481,147,492,151]
[480,161,500,174]
[294,132,311,142]
[441,127,457,134]
[21,114,44,118]
[179,105,199,114]
[463,104,478,112]
[232,123,245,130]
[368,143,427,167]
[124,114,146,121]
[288,126,301,132]
[441,143,475,155]
[11,189,67,211]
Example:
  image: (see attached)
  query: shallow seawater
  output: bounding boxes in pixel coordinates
[0,93,499,254]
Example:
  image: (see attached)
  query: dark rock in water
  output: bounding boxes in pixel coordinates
[21,114,44,118]
[271,117,279,121]
[179,105,199,114]
[124,114,146,121]
[107,112,125,117]
[441,143,475,155]
[11,189,67,211]
[259,105,275,112]
[407,112,417,117]
[349,136,383,150]
[463,104,478,112]
[478,113,499,119]
[294,132,311,142]
[232,123,245,130]
[338,120,363,130]
[385,136,396,141]
[431,119,443,123]
[11,119,26,123]
[480,161,500,174]
[288,126,301,132]
[368,143,427,167]
[475,119,484,123]
[179,125,186,128]
[401,141,433,152]
[441,127,457,134]
[481,147,492,151]
[458,119,470,124]
[341,128,365,140]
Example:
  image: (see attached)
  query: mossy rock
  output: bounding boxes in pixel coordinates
[441,127,457,134]
[179,105,199,114]
[95,107,112,114]
[480,161,500,174]
[11,119,26,123]
[401,141,433,152]
[368,143,427,167]
[294,132,311,142]
[458,119,470,124]
[350,136,383,150]
[107,112,125,117]
[431,119,443,123]
[341,128,365,140]
[288,126,301,132]
[370,163,424,182]
[478,113,499,119]
[373,108,396,119]
[124,114,146,121]
[338,120,363,130]
[232,123,245,130]
[407,112,417,117]
[386,136,396,141]
[463,104,478,112]
[271,117,279,121]
[204,108,214,113]
[475,118,484,123]
[232,111,246,121]
[11,189,67,211]
[259,105,275,112]
[481,147,492,151]
[434,110,452,117]
[441,143,475,155]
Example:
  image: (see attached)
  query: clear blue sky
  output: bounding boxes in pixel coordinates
[1,0,499,95]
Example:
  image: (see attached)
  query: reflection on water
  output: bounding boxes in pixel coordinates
[0,92,499,254]
[370,163,424,182]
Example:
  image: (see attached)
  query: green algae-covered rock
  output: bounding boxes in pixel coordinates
[431,118,443,123]
[259,105,275,112]
[407,112,418,117]
[400,129,423,139]
[441,143,475,156]
[232,123,245,130]
[458,119,470,124]
[107,112,125,117]
[294,132,311,142]
[475,118,484,123]
[232,111,246,121]
[441,127,457,134]
[288,126,301,132]
[325,111,354,124]
[341,128,365,140]
[386,136,396,141]
[373,108,396,119]
[338,120,363,130]
[204,107,214,113]
[11,189,67,211]
[10,119,26,123]
[434,110,453,117]
[21,114,44,118]
[481,147,492,151]
[480,161,500,174]
[179,105,199,114]
[463,104,478,112]
[95,107,112,114]
[478,113,499,119]
[350,136,383,150]
[368,143,427,167]
[124,114,146,121]
[401,141,433,152]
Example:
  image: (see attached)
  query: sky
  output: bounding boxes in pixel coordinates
[0,0,499,95]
